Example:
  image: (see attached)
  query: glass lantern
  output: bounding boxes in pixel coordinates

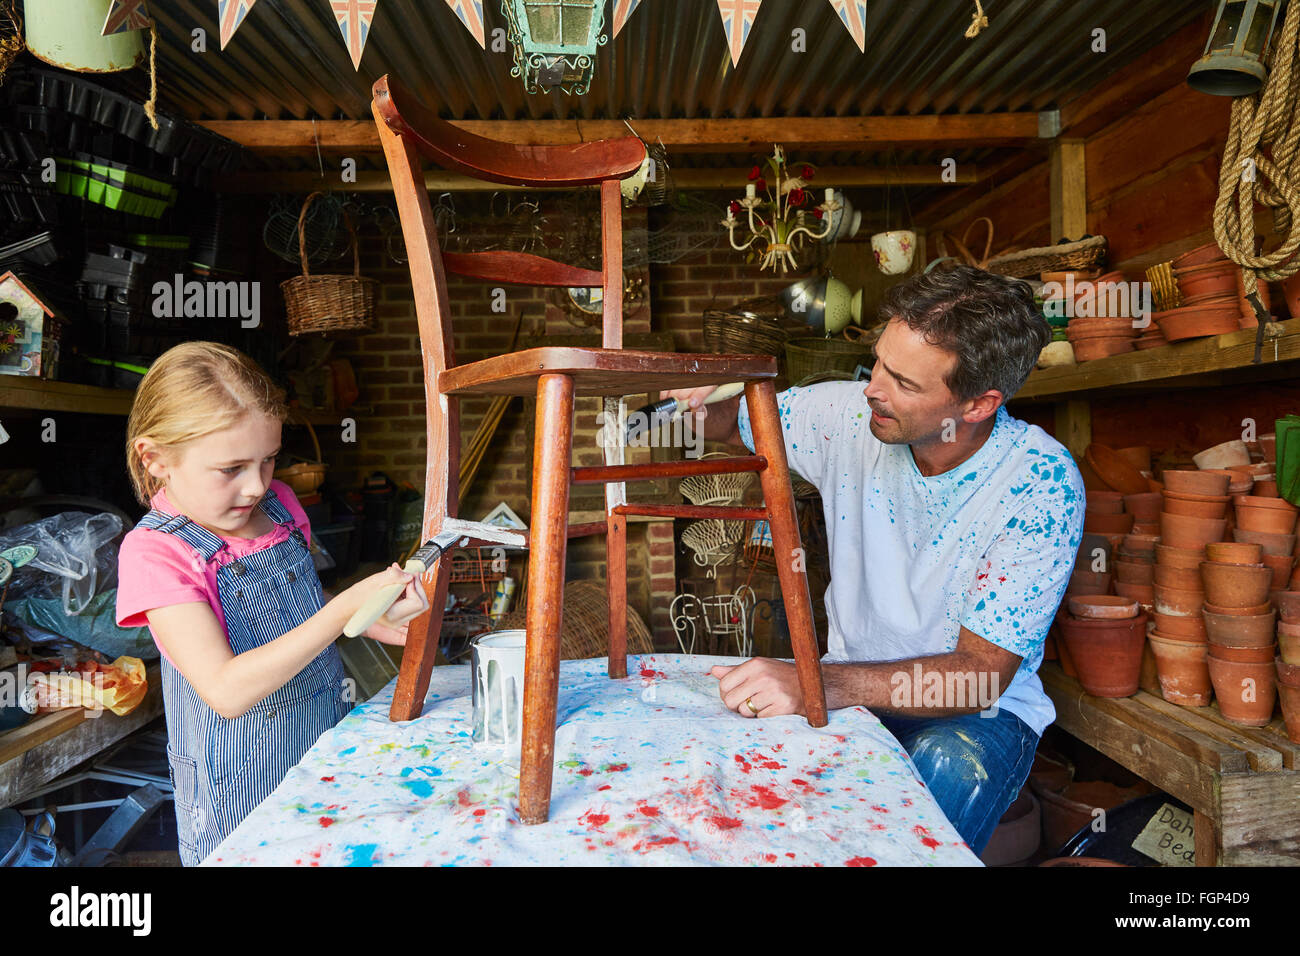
[501,0,607,95]
[1187,0,1283,96]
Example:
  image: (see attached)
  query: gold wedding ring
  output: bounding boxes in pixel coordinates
[745,697,760,716]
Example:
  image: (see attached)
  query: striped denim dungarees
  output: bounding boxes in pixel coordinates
[134,489,351,865]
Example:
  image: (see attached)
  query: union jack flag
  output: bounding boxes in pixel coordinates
[611,0,641,38]
[716,0,762,67]
[217,0,258,49]
[101,0,150,35]
[444,0,485,48]
[332,0,379,70]
[828,0,867,52]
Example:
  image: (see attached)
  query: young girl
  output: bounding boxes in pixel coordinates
[115,341,428,865]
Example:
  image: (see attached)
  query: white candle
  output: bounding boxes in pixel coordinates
[746,183,756,199]
[825,188,835,203]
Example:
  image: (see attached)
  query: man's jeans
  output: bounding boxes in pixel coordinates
[877,706,1039,856]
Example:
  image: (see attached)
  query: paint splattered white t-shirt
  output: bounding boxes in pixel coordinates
[738,381,1084,736]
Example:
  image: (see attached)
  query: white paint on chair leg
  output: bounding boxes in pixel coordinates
[604,396,627,515]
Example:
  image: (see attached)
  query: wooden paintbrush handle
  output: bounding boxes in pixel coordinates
[343,559,425,637]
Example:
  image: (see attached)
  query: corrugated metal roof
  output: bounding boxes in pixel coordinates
[113,0,1207,124]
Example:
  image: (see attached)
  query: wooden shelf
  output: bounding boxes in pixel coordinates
[1012,318,1300,403]
[0,376,339,424]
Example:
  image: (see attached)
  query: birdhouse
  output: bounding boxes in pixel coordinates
[0,272,62,378]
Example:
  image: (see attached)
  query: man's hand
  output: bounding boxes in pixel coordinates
[710,658,805,718]
[658,387,744,445]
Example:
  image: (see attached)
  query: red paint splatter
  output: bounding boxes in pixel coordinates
[763,853,777,863]
[913,825,941,849]
[637,804,661,817]
[872,805,890,813]
[318,817,334,828]
[734,754,752,774]
[472,808,486,817]
[320,776,335,782]
[750,785,787,810]
[634,835,680,852]
[846,856,878,867]
[639,667,666,680]
[785,852,796,859]
[605,763,629,773]
[577,767,595,777]
[710,815,743,830]
[583,812,610,829]
[598,784,612,791]
[457,789,473,808]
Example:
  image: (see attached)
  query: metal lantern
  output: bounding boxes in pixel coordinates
[1187,0,1283,96]
[500,0,607,95]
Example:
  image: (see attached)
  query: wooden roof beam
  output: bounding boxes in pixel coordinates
[200,114,1044,155]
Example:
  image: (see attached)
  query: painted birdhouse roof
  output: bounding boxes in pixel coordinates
[0,272,55,317]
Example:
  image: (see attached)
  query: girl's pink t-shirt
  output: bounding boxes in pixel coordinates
[115,480,313,661]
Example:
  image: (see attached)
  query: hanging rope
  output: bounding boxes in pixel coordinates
[1213,0,1300,360]
[0,0,23,88]
[143,19,160,131]
[965,0,989,39]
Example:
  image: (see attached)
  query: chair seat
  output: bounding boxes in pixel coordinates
[438,347,778,396]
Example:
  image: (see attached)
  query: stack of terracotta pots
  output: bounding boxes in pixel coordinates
[1114,531,1158,607]
[1058,595,1148,697]
[1160,244,1266,342]
[1278,593,1300,743]
[1201,541,1278,727]
[1065,272,1140,362]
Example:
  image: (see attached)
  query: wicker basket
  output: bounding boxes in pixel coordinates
[490,579,655,659]
[784,336,873,386]
[273,418,327,494]
[702,309,788,356]
[987,236,1108,280]
[280,191,378,337]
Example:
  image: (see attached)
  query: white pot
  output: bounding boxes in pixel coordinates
[25,0,146,72]
[872,230,917,275]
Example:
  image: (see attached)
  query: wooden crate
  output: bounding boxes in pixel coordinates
[1041,663,1300,866]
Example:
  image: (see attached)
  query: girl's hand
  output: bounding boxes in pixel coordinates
[336,563,419,618]
[378,572,430,629]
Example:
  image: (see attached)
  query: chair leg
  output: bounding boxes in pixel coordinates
[519,373,574,825]
[388,557,453,721]
[744,379,829,728]
[607,513,628,678]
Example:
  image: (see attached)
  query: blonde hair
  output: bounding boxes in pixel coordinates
[125,341,289,505]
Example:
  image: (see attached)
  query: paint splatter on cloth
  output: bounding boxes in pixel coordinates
[739,383,1084,736]
[204,655,980,867]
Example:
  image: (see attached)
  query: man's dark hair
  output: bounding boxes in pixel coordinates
[878,264,1049,404]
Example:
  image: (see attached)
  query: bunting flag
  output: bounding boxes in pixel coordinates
[217,0,258,49]
[444,0,486,47]
[331,0,379,69]
[716,0,762,67]
[101,0,150,35]
[828,0,867,52]
[611,0,642,38]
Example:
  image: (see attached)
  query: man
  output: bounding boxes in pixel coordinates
[665,265,1084,854]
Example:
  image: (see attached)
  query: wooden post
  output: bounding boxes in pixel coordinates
[1054,399,1092,460]
[1049,139,1091,457]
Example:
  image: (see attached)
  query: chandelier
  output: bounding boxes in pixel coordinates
[722,146,839,274]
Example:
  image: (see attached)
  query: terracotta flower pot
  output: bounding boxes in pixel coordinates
[1116,446,1152,473]
[1235,504,1298,535]
[1114,581,1155,605]
[1208,642,1277,663]
[1085,444,1151,495]
[1067,569,1112,595]
[1262,552,1295,589]
[1153,583,1206,616]
[1277,656,1300,687]
[1227,462,1277,479]
[1086,490,1126,514]
[1235,269,1271,327]
[1255,479,1280,498]
[1193,440,1252,471]
[1205,541,1265,565]
[1036,780,1150,853]
[1121,493,1160,525]
[1276,590,1300,624]
[1201,606,1277,645]
[1199,562,1273,608]
[1232,527,1297,557]
[1161,470,1232,496]
[1161,511,1227,549]
[1152,610,1208,641]
[1280,631,1300,666]
[1156,543,1207,570]
[1149,635,1212,706]
[1174,260,1240,299]
[1153,302,1241,341]
[1122,533,1159,556]
[1153,564,1203,590]
[1260,433,1277,463]
[1072,337,1134,362]
[1172,242,1227,269]
[1162,490,1231,519]
[1084,511,1136,535]
[1115,560,1155,585]
[1207,655,1277,726]
[1068,595,1140,619]
[1058,612,1148,697]
[1057,626,1078,678]
[1277,679,1300,744]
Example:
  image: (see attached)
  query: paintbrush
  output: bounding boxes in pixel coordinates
[625,381,746,443]
[342,517,525,637]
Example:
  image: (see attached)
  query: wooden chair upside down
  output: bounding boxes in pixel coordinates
[371,74,827,824]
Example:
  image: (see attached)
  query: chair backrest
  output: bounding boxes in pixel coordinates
[371,74,646,355]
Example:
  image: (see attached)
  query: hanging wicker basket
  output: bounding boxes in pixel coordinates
[784,336,873,386]
[280,191,378,337]
[274,417,327,494]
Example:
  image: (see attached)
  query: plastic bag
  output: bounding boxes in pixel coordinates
[27,656,148,717]
[0,511,123,615]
